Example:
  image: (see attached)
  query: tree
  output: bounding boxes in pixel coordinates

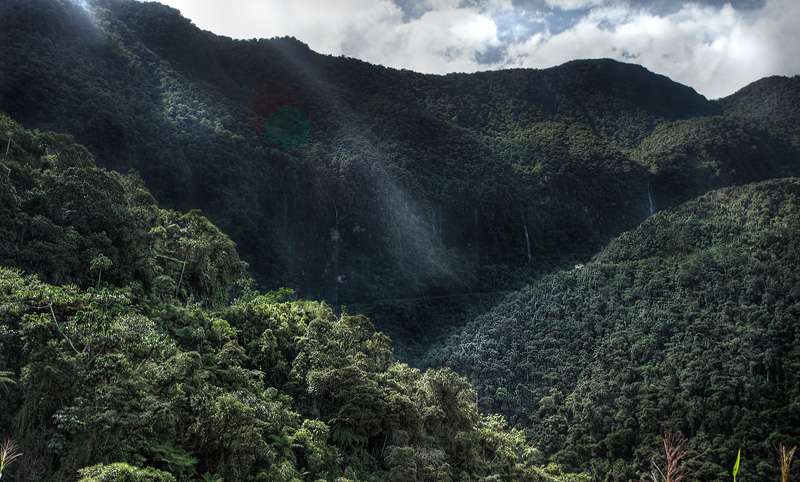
[89,253,112,286]
[77,462,176,482]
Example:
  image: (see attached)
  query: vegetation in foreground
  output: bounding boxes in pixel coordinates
[0,113,583,481]
[0,0,799,478]
[1,0,799,312]
[438,178,800,480]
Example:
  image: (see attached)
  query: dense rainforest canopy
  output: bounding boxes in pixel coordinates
[1,113,796,482]
[1,0,799,480]
[1,0,799,312]
[0,114,584,481]
[437,179,800,480]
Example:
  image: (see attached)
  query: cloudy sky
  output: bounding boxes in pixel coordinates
[142,0,799,99]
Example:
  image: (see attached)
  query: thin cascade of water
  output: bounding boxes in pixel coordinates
[647,180,655,216]
[431,203,443,242]
[332,200,340,306]
[438,204,443,242]
[474,206,479,257]
[522,212,532,264]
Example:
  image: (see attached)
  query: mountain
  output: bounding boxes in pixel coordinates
[2,1,800,480]
[0,113,585,482]
[0,111,245,307]
[1,0,798,319]
[436,178,800,481]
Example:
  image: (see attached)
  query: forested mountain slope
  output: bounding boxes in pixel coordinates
[1,0,799,314]
[437,178,800,481]
[2,1,799,479]
[0,113,245,307]
[0,114,586,482]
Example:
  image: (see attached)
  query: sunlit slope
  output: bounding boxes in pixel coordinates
[0,112,245,306]
[437,178,800,481]
[0,115,585,482]
[1,0,799,306]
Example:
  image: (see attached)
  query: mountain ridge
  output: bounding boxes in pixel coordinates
[1,1,799,480]
[1,0,798,342]
[437,177,800,481]
[0,113,589,482]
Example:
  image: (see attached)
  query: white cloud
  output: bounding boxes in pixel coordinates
[543,0,610,10]
[718,0,800,93]
[155,0,404,53]
[339,5,506,73]
[142,0,799,98]
[403,9,501,65]
[503,0,799,98]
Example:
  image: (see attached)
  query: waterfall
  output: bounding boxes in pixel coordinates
[333,199,339,224]
[332,200,340,306]
[522,212,532,264]
[438,204,443,242]
[474,206,479,257]
[647,180,655,216]
[430,203,444,240]
[432,203,444,242]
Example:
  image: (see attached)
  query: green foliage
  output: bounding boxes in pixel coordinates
[2,0,797,317]
[200,473,224,482]
[142,440,198,477]
[0,114,576,482]
[439,179,800,481]
[77,462,176,482]
[264,107,310,149]
[0,112,245,307]
[1,261,571,481]
[350,291,508,367]
[1,2,799,481]
[0,371,15,393]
